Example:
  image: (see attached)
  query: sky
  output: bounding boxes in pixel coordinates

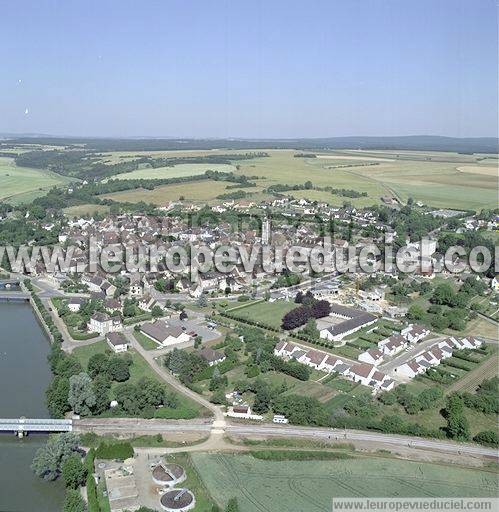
[0,0,497,138]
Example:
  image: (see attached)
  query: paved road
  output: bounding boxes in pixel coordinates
[73,418,498,459]
[379,335,446,374]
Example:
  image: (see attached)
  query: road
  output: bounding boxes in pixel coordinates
[379,335,446,374]
[73,418,499,459]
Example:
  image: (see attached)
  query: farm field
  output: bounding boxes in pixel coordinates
[106,162,236,181]
[192,453,499,512]
[101,179,260,205]
[97,149,497,210]
[0,156,74,204]
[226,300,297,329]
[64,203,111,217]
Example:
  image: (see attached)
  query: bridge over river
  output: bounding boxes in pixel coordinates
[0,418,73,436]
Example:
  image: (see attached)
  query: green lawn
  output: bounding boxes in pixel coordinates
[72,341,157,385]
[192,453,498,512]
[133,330,159,350]
[227,300,297,329]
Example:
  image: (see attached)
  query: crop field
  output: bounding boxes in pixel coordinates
[96,149,497,210]
[0,157,74,204]
[63,204,111,217]
[192,453,498,512]
[107,162,236,181]
[101,179,251,204]
[226,300,297,329]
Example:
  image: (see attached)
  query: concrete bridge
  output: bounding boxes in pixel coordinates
[0,291,30,301]
[0,418,73,437]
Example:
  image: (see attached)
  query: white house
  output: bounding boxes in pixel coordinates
[68,297,85,313]
[225,404,263,421]
[106,332,128,353]
[319,304,377,342]
[347,363,394,392]
[274,341,299,358]
[459,336,483,349]
[378,334,407,356]
[401,324,430,343]
[88,312,122,336]
[300,349,327,369]
[199,347,226,367]
[397,360,425,379]
[140,320,190,346]
[358,348,384,366]
[139,296,160,313]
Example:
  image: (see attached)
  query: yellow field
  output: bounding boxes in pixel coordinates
[102,180,246,204]
[64,204,111,217]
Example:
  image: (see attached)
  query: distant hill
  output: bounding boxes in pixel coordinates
[1,134,498,154]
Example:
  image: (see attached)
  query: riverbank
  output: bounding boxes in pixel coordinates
[0,302,66,511]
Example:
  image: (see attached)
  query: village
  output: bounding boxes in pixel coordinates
[3,195,492,432]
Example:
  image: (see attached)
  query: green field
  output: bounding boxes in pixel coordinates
[227,300,297,328]
[192,453,498,512]
[108,162,236,180]
[0,157,74,204]
[97,149,497,210]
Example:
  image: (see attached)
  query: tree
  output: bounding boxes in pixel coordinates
[196,294,208,308]
[151,305,163,318]
[226,498,240,512]
[92,374,111,415]
[46,376,71,418]
[407,304,426,321]
[31,432,80,481]
[431,314,450,330]
[443,394,470,441]
[166,348,186,374]
[473,430,498,447]
[62,455,87,489]
[87,353,109,378]
[194,335,202,349]
[106,356,130,382]
[311,299,331,319]
[56,356,83,379]
[252,380,272,414]
[179,310,188,321]
[302,318,319,338]
[68,372,96,416]
[63,489,86,512]
[122,299,136,317]
[210,388,227,405]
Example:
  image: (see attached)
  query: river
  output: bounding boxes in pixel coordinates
[0,302,65,512]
